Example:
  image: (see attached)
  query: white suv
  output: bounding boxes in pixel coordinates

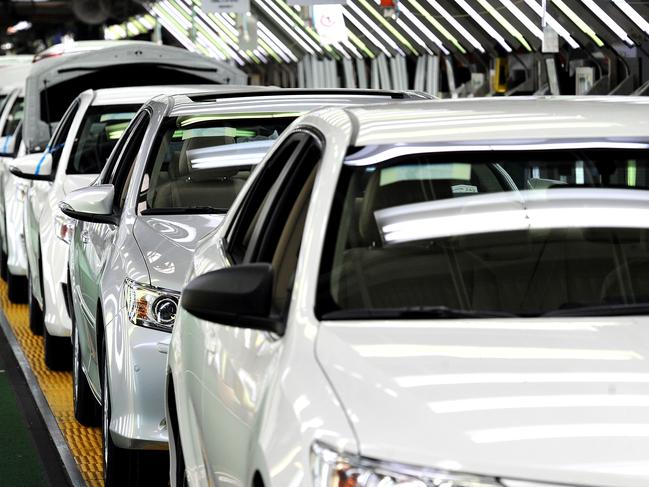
[169,97,649,487]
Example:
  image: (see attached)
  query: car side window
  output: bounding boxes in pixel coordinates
[110,113,150,212]
[101,111,148,185]
[227,133,311,263]
[48,100,80,171]
[243,132,323,313]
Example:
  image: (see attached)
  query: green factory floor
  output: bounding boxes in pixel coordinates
[0,324,70,487]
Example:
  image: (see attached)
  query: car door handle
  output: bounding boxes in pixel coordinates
[81,231,90,244]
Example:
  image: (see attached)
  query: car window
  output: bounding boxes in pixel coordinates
[47,100,80,170]
[317,148,649,319]
[226,134,306,263]
[111,113,150,212]
[101,111,147,185]
[1,96,23,138]
[66,105,138,175]
[137,114,294,215]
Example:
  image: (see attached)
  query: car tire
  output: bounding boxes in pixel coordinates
[44,326,72,371]
[102,347,169,486]
[7,270,27,303]
[168,379,189,487]
[72,320,100,426]
[0,249,7,281]
[28,288,44,335]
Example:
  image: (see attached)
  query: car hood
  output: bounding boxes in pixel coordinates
[133,214,224,291]
[316,317,649,487]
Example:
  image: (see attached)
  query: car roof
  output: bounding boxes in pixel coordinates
[167,88,430,117]
[89,85,223,106]
[32,40,143,62]
[342,96,649,146]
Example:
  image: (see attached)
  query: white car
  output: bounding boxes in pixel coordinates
[61,88,428,487]
[0,41,247,305]
[11,86,217,370]
[169,96,649,487]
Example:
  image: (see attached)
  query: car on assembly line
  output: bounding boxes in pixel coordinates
[0,40,246,304]
[167,97,649,487]
[10,86,218,371]
[60,88,430,486]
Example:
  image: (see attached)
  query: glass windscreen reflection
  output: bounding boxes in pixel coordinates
[318,149,649,318]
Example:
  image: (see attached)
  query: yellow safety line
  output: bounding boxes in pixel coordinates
[0,280,103,487]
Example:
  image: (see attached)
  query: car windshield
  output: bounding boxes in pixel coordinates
[137,114,294,214]
[317,147,649,319]
[66,105,138,175]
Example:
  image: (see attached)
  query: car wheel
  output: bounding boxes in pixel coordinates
[72,321,100,426]
[7,269,27,303]
[28,287,44,335]
[43,326,72,371]
[102,347,170,486]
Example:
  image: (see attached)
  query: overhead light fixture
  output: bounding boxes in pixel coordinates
[474,0,532,51]
[551,0,604,47]
[423,0,485,52]
[398,4,450,54]
[255,0,319,54]
[454,0,512,52]
[405,0,466,53]
[342,7,392,56]
[497,0,543,39]
[581,0,633,45]
[357,0,418,55]
[612,0,649,35]
[523,0,579,48]
[396,18,434,55]
[346,1,405,55]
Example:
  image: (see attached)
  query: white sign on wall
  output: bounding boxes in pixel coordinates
[312,4,347,45]
[202,0,250,14]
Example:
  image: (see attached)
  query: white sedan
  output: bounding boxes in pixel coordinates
[168,97,649,487]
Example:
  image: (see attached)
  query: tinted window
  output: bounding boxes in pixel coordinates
[318,148,649,318]
[1,97,23,137]
[138,114,294,214]
[67,105,138,175]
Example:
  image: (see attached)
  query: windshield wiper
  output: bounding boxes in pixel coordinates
[542,302,649,317]
[321,306,518,320]
[141,207,228,215]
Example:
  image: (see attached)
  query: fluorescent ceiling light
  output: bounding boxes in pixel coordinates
[498,0,543,39]
[581,0,633,44]
[399,4,450,55]
[475,0,532,51]
[454,0,512,52]
[613,0,649,35]
[551,0,604,47]
[405,0,466,53]
[424,0,485,52]
[523,0,579,48]
[342,8,392,55]
[357,0,418,55]
[346,1,405,55]
[396,18,434,55]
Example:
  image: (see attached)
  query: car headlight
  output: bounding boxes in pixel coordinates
[55,213,74,244]
[124,279,180,332]
[311,442,502,487]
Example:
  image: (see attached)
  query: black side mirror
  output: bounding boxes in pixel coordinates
[180,263,284,335]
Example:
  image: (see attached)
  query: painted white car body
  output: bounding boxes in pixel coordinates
[168,96,649,487]
[22,86,220,339]
[63,88,429,484]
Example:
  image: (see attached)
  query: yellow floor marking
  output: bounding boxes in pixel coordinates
[0,279,103,487]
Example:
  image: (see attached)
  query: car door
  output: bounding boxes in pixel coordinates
[74,111,151,388]
[26,99,82,306]
[197,131,324,485]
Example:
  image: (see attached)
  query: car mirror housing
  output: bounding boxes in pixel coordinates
[59,184,119,225]
[9,152,53,181]
[180,263,284,335]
